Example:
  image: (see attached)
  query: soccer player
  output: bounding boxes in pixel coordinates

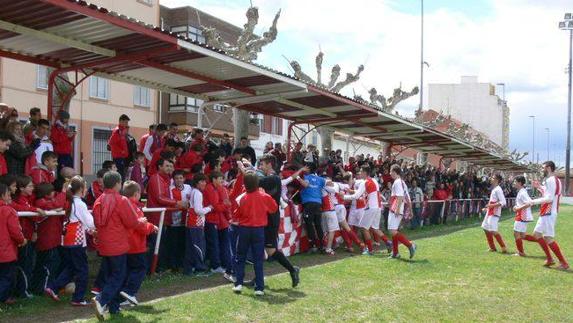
[528,161,569,269]
[332,176,364,253]
[343,175,372,255]
[321,182,339,255]
[387,165,416,259]
[512,175,533,257]
[481,174,508,253]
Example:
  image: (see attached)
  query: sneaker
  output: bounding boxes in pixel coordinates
[119,291,139,306]
[345,246,354,253]
[408,243,417,259]
[71,300,91,307]
[557,263,570,271]
[487,248,497,252]
[44,287,60,302]
[325,248,335,256]
[224,273,236,283]
[513,252,526,257]
[290,266,300,288]
[93,297,108,321]
[388,253,401,259]
[91,287,102,296]
[120,300,132,307]
[544,259,556,267]
[211,267,225,274]
[232,285,243,294]
[361,249,371,256]
[254,290,265,296]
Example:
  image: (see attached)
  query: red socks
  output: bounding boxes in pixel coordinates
[484,231,496,250]
[524,234,537,242]
[365,239,373,252]
[396,233,412,248]
[549,241,569,266]
[392,235,399,255]
[494,233,506,249]
[515,238,524,254]
[537,238,553,262]
[340,230,352,249]
[348,229,363,246]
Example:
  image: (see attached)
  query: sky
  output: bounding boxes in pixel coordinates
[161,0,572,166]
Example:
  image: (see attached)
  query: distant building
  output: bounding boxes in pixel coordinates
[428,76,510,149]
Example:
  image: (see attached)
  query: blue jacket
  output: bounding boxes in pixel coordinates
[300,174,326,204]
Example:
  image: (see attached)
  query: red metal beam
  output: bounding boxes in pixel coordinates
[139,60,256,96]
[40,0,179,45]
[0,50,61,68]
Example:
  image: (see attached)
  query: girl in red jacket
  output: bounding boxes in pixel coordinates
[31,183,65,294]
[11,176,45,298]
[119,181,157,306]
[45,176,94,306]
[0,183,26,305]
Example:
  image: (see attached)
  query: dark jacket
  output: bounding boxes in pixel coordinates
[6,139,38,176]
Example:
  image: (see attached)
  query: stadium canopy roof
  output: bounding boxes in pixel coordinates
[0,0,528,172]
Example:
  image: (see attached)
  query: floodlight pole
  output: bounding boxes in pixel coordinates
[566,28,572,195]
[419,0,424,113]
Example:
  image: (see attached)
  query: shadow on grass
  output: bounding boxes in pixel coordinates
[128,305,168,315]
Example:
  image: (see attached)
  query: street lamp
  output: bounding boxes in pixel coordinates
[559,12,572,194]
[545,127,550,161]
[529,115,535,163]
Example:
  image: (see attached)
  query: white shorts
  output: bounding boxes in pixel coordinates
[335,204,347,223]
[348,209,364,227]
[481,215,499,232]
[513,221,530,233]
[321,211,340,232]
[388,212,403,231]
[365,208,382,230]
[534,214,557,238]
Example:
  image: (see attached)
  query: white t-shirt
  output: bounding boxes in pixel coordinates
[391,178,407,214]
[542,176,561,215]
[488,185,506,216]
[170,184,192,226]
[515,188,533,222]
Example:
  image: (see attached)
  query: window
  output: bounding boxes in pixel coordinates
[213,104,226,113]
[89,76,109,100]
[133,86,151,107]
[170,25,205,43]
[168,93,203,113]
[92,128,112,172]
[262,116,283,135]
[36,65,49,89]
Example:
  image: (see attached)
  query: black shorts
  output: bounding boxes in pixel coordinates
[264,211,280,249]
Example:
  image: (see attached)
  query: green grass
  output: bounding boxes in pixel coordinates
[3,208,573,322]
[89,206,573,322]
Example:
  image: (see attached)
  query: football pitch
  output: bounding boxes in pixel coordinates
[86,206,573,322]
[2,207,573,322]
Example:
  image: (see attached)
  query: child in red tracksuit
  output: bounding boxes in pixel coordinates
[119,181,157,306]
[44,176,95,306]
[11,176,46,298]
[0,183,26,305]
[232,173,278,296]
[92,171,144,319]
[32,183,65,294]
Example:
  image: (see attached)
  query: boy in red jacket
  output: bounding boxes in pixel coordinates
[107,114,130,179]
[30,151,57,185]
[31,183,65,294]
[232,172,278,296]
[92,171,145,319]
[0,183,26,305]
[204,171,231,274]
[50,110,75,171]
[119,181,157,306]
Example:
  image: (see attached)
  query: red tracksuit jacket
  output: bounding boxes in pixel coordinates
[146,173,177,226]
[93,189,140,257]
[50,123,74,155]
[12,194,38,241]
[0,153,6,176]
[235,190,277,227]
[203,183,229,228]
[126,198,155,254]
[108,125,129,159]
[34,193,66,252]
[30,166,55,185]
[0,201,25,263]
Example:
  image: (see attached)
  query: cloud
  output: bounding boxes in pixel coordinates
[161,0,571,165]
